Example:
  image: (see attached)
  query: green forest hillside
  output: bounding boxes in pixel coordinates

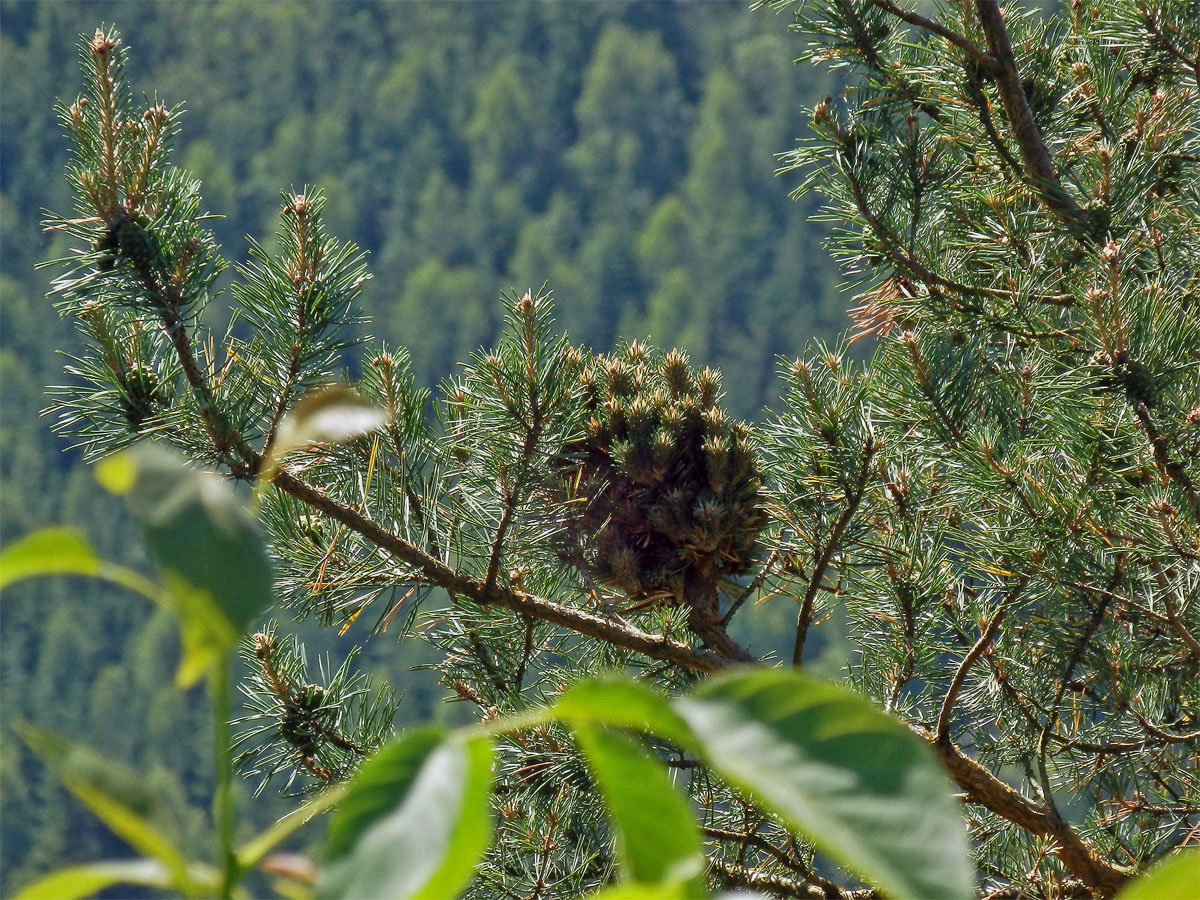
[0,2,840,891]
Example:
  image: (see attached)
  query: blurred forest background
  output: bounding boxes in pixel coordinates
[0,1,844,890]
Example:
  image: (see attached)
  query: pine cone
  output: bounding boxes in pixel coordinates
[119,362,168,426]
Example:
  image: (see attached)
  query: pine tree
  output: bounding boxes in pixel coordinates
[38,5,1199,898]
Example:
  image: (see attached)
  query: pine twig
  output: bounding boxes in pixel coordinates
[792,442,876,668]
[866,0,995,70]
[937,605,1006,744]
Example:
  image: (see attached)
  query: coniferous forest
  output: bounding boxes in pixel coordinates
[2,1,1198,899]
[1,2,841,893]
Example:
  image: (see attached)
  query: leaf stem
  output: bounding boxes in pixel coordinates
[211,658,237,899]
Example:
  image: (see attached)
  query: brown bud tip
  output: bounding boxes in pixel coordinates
[1148,498,1175,516]
[91,30,119,57]
[143,104,169,127]
[697,367,721,406]
[252,632,272,659]
[285,195,310,217]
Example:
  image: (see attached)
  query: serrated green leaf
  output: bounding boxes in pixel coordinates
[0,528,102,590]
[675,669,974,900]
[16,726,195,895]
[574,724,706,897]
[319,729,494,900]
[1115,850,1200,900]
[98,444,273,686]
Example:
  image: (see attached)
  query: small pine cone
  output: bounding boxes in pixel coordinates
[93,229,120,272]
[119,362,168,426]
[279,709,321,758]
[117,217,158,269]
[296,684,327,711]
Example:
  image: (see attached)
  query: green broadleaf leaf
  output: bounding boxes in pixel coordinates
[13,859,220,900]
[267,384,387,474]
[573,724,706,896]
[16,726,195,895]
[589,883,771,900]
[319,729,494,900]
[0,527,102,590]
[675,669,974,900]
[1115,850,1200,900]
[554,674,698,751]
[323,726,444,860]
[98,444,273,686]
[14,860,175,900]
[237,782,347,870]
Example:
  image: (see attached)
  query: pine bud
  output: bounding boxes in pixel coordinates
[90,29,118,58]
[661,349,693,397]
[697,367,721,407]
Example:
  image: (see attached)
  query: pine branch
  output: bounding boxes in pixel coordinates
[1141,8,1200,87]
[1134,403,1200,519]
[924,729,1135,896]
[269,469,744,673]
[703,825,841,896]
[963,65,1025,180]
[865,0,995,70]
[971,0,1090,231]
[710,857,877,900]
